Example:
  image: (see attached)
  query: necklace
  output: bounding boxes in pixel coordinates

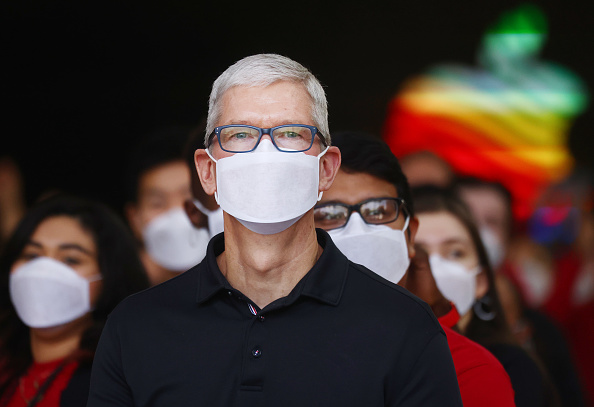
[17,362,66,407]
[19,377,40,406]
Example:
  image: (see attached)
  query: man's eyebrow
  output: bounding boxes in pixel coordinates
[224,121,306,127]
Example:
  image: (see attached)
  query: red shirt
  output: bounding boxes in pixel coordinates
[439,307,516,407]
[6,359,78,407]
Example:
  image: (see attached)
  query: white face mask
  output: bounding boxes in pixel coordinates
[429,254,480,316]
[9,257,102,328]
[207,139,329,235]
[193,199,224,237]
[479,227,505,270]
[519,257,553,308]
[329,213,411,284]
[143,207,210,271]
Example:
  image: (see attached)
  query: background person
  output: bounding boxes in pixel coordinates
[0,194,149,406]
[455,177,586,407]
[413,186,555,407]
[124,126,209,285]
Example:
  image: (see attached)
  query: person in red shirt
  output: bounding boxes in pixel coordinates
[406,246,516,407]
[0,195,149,407]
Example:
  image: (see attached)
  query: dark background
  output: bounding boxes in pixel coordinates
[2,0,593,212]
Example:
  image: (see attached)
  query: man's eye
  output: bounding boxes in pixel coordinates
[231,132,251,140]
[362,207,388,220]
[314,208,345,221]
[278,131,303,139]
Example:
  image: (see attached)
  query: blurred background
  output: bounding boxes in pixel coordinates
[2,0,593,211]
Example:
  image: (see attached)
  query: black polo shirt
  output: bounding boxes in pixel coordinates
[88,230,462,407]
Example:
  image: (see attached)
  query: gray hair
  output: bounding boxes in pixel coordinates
[205,54,330,147]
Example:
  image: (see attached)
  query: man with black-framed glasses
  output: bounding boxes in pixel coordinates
[314,131,419,285]
[88,54,461,407]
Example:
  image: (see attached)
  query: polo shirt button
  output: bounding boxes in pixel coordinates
[252,348,262,358]
[259,315,265,322]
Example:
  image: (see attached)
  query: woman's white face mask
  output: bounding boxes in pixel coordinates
[10,257,102,328]
[329,213,411,284]
[428,254,481,316]
[207,139,329,235]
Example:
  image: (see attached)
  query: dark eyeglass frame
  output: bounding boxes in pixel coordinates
[314,197,409,231]
[209,124,328,153]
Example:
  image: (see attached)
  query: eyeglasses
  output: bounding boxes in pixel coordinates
[314,197,408,231]
[209,124,327,153]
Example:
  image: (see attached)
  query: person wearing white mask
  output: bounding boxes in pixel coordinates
[88,54,462,407]
[125,126,223,286]
[314,132,419,285]
[455,177,587,407]
[413,186,551,407]
[0,195,149,407]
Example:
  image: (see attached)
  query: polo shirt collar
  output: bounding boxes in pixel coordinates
[195,229,349,307]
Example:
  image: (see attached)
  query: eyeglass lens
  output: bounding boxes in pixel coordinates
[314,199,401,230]
[218,126,314,152]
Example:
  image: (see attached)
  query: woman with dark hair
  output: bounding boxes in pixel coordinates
[412,186,554,407]
[0,194,149,406]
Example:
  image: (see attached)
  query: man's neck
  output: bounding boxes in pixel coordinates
[219,212,322,309]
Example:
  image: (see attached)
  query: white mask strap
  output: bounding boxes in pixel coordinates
[402,215,410,233]
[87,274,103,283]
[205,148,218,163]
[194,199,213,216]
[317,146,330,159]
[469,265,483,276]
[316,146,330,202]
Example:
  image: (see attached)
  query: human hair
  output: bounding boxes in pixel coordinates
[411,186,515,346]
[125,126,192,203]
[331,131,414,218]
[205,54,329,146]
[0,194,149,394]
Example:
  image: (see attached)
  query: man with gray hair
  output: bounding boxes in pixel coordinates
[87,54,462,406]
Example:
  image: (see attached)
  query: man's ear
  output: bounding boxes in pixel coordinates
[319,146,341,192]
[195,149,217,196]
[124,202,143,241]
[406,216,419,259]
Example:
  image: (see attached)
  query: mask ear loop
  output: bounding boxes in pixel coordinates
[316,146,331,202]
[205,149,218,163]
[402,214,410,233]
[87,274,103,283]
